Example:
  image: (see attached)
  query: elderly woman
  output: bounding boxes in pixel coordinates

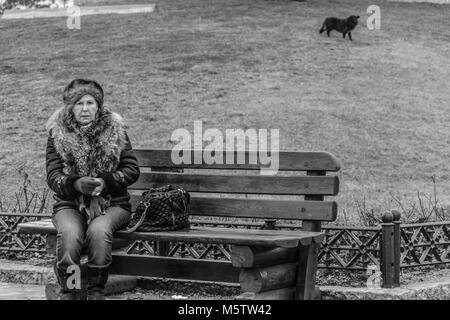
[45,79,140,299]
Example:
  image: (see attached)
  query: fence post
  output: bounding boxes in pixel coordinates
[392,210,401,287]
[381,212,395,288]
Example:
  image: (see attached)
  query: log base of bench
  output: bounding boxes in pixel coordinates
[232,245,321,300]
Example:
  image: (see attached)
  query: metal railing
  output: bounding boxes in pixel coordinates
[0,212,51,254]
[1,211,450,288]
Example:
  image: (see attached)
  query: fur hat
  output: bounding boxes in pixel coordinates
[62,79,104,109]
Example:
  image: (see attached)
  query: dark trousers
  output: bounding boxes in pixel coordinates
[52,206,131,270]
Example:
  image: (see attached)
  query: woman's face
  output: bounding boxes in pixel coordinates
[72,95,98,125]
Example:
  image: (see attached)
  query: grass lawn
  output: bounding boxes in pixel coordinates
[1,0,450,224]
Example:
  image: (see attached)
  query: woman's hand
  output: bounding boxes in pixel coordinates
[89,196,106,220]
[91,178,105,196]
[73,177,101,195]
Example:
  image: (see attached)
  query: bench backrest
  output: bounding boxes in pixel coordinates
[128,149,340,225]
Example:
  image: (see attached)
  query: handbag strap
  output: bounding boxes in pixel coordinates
[125,203,150,233]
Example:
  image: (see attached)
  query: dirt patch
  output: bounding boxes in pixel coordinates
[318,265,450,288]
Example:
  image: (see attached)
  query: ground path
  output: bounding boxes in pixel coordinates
[0,282,46,300]
[0,282,178,300]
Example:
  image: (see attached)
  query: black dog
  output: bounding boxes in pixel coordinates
[319,15,360,41]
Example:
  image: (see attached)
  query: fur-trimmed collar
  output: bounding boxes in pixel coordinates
[46,107,127,177]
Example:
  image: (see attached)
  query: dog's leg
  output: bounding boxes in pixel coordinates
[327,30,330,37]
[348,32,352,41]
[343,32,346,39]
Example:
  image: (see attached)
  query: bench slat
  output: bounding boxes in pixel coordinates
[18,220,55,234]
[129,172,339,195]
[130,195,337,221]
[134,149,341,171]
[110,253,240,283]
[114,227,323,247]
[18,220,324,247]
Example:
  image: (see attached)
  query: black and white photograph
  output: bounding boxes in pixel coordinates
[1,0,450,305]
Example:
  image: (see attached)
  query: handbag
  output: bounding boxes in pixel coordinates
[125,185,190,232]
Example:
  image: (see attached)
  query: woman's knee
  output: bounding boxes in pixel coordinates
[85,219,114,267]
[86,208,130,240]
[86,219,113,243]
[57,227,85,245]
[54,226,84,269]
[53,210,86,246]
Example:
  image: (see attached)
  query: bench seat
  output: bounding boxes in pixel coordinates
[18,219,324,248]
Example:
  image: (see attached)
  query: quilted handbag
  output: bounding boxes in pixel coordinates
[125,185,190,232]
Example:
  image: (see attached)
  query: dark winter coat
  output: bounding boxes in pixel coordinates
[45,107,140,214]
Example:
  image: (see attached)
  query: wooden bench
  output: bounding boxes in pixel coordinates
[18,149,340,300]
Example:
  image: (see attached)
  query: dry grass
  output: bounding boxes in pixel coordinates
[2,0,450,222]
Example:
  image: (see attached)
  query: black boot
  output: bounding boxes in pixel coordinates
[86,267,109,300]
[46,262,85,300]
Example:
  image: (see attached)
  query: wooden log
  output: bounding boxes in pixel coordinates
[235,287,296,300]
[239,263,297,293]
[230,246,298,268]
